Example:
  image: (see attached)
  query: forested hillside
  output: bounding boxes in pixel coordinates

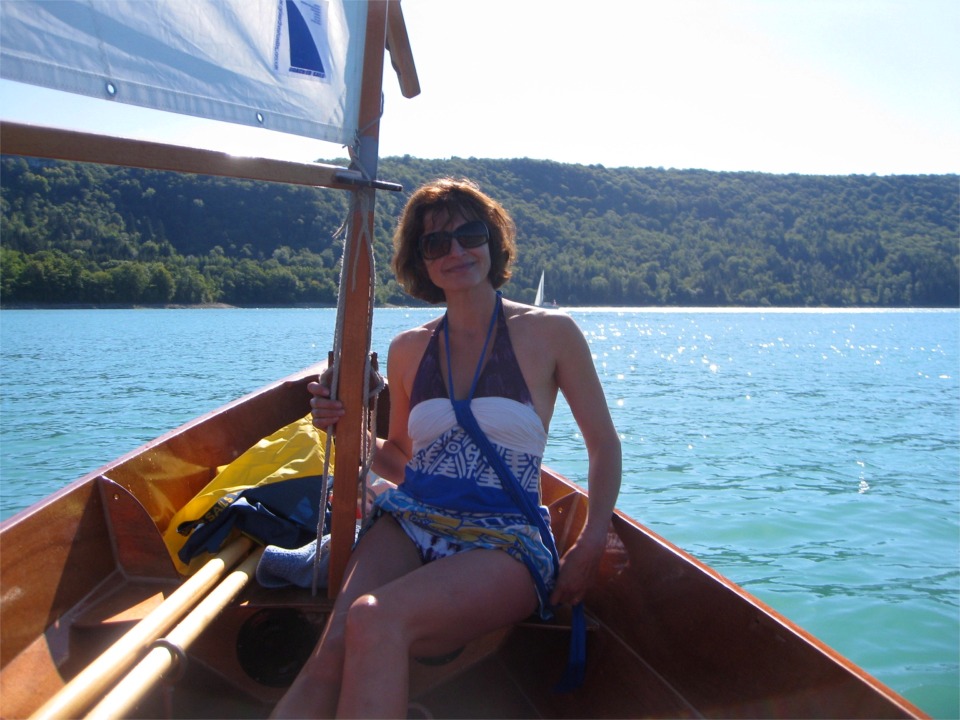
[2,154,957,307]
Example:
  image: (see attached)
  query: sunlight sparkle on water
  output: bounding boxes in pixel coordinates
[857,461,871,494]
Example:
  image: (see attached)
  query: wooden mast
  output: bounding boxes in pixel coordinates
[325,0,389,593]
[326,0,419,592]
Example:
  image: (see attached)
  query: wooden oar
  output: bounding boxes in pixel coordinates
[29,537,254,720]
[84,547,265,720]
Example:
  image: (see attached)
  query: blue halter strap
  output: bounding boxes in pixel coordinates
[442,292,586,692]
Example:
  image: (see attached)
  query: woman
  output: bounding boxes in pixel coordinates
[273,178,621,718]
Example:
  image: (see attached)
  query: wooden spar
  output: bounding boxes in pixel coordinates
[0,122,398,190]
[84,548,265,720]
[386,0,421,99]
[326,0,391,593]
[29,538,254,720]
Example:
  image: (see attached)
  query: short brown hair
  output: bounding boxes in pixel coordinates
[391,178,516,303]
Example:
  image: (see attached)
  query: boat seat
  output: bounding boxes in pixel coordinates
[518,604,599,633]
[239,581,335,613]
[71,580,179,631]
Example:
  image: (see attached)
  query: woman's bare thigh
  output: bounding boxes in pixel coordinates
[328,515,423,618]
[366,547,539,658]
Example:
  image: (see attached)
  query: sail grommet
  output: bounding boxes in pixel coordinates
[104,81,117,97]
[151,638,189,683]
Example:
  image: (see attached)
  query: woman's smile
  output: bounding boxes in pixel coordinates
[440,250,478,273]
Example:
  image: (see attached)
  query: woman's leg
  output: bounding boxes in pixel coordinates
[335,548,539,718]
[271,516,422,719]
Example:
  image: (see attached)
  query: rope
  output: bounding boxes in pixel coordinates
[346,92,385,183]
[356,193,383,522]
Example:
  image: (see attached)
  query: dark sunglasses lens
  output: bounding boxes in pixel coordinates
[453,221,489,248]
[420,232,450,260]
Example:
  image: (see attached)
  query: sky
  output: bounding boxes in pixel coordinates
[1,0,958,176]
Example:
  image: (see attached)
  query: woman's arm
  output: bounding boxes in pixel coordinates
[548,314,622,606]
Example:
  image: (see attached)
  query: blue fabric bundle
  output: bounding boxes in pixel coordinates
[177,474,326,564]
[256,536,329,589]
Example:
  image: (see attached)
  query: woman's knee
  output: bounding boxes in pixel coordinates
[344,593,406,653]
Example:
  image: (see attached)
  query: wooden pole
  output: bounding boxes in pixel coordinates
[29,537,253,720]
[84,548,265,720]
[386,0,421,99]
[0,121,367,190]
[326,0,389,594]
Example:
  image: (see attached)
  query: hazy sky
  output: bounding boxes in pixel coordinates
[2,0,957,175]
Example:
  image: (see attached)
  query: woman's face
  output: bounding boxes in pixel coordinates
[420,209,492,295]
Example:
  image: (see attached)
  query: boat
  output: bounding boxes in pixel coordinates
[0,2,927,718]
[0,366,926,719]
[534,271,557,308]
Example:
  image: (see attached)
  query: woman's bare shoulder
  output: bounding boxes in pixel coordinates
[503,299,581,338]
[389,317,440,359]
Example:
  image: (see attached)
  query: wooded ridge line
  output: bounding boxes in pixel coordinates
[2,155,957,308]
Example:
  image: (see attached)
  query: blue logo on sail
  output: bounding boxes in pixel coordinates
[286,0,325,78]
[274,0,331,82]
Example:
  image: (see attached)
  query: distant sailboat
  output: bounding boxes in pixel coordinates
[534,271,557,308]
[534,271,546,307]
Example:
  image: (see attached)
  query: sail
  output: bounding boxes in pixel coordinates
[535,272,545,307]
[0,0,368,146]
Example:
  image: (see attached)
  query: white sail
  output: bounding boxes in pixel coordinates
[0,0,367,146]
[535,271,546,307]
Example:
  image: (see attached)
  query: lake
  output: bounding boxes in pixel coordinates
[1,307,957,717]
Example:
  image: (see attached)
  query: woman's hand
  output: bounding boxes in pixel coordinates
[549,528,607,607]
[308,370,345,431]
[308,362,386,433]
[362,475,397,514]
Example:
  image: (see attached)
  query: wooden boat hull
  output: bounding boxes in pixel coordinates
[0,365,925,718]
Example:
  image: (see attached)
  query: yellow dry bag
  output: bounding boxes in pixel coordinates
[162,414,333,574]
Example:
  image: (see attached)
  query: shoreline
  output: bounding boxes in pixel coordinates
[1,302,956,312]
[0,302,344,310]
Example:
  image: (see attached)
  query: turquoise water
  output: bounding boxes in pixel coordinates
[1,307,958,717]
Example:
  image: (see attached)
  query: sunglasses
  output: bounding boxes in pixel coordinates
[419,220,489,260]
